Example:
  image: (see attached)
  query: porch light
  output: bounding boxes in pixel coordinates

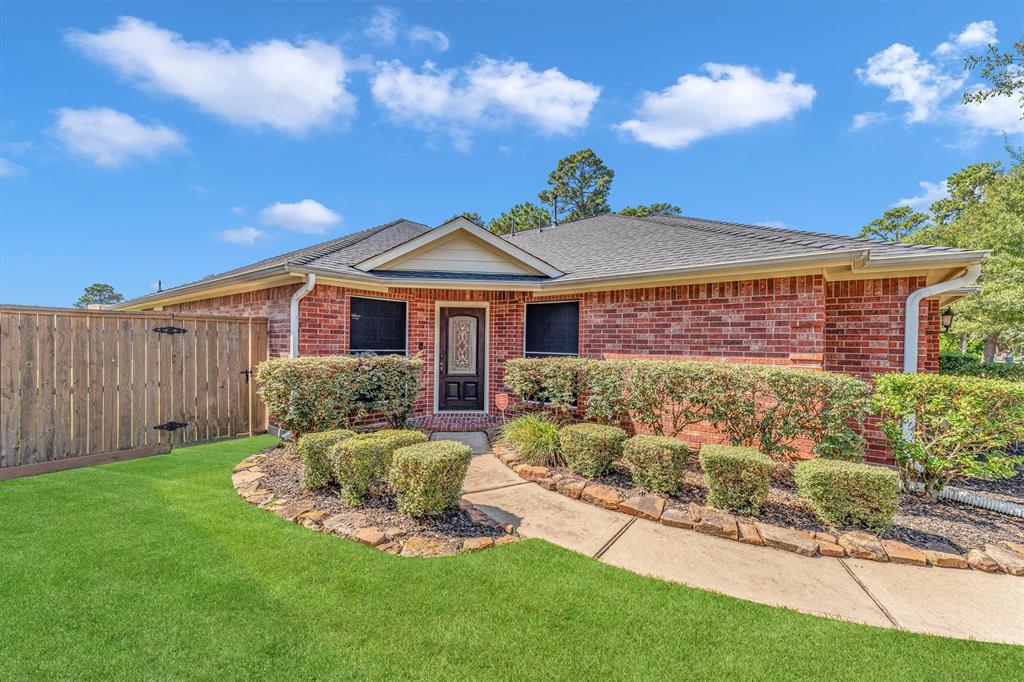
[940,308,954,332]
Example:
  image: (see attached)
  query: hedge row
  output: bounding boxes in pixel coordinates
[500,415,899,528]
[939,352,1024,382]
[256,355,422,440]
[504,358,872,461]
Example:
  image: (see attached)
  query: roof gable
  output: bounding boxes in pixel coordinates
[355,217,563,278]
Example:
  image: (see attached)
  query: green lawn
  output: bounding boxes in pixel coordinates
[1,437,1019,680]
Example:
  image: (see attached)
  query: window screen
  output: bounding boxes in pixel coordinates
[525,301,579,357]
[350,297,407,355]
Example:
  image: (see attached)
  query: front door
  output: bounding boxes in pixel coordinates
[438,307,485,410]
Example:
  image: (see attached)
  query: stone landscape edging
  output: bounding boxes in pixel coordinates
[492,445,1024,576]
[231,451,519,557]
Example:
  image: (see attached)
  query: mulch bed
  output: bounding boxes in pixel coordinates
[552,459,1024,553]
[251,444,507,547]
[951,461,1024,505]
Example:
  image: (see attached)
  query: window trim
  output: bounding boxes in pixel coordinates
[523,300,580,359]
[348,295,410,356]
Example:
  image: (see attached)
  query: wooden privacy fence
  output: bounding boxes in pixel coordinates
[0,306,268,480]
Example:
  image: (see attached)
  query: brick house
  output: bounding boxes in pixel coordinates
[118,215,985,461]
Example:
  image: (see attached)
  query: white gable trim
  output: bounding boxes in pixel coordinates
[354,217,563,278]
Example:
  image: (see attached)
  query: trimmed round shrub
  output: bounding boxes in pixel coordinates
[698,444,772,515]
[298,429,356,490]
[623,435,691,494]
[559,423,626,478]
[390,441,472,516]
[498,415,562,466]
[794,459,899,530]
[331,430,427,505]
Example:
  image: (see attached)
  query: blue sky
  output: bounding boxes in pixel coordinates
[1,1,1021,306]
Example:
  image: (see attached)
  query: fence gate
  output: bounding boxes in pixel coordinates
[0,306,268,480]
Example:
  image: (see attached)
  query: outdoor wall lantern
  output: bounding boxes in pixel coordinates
[941,308,955,332]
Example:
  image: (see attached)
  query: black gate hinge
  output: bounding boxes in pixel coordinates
[154,421,189,432]
[153,326,188,335]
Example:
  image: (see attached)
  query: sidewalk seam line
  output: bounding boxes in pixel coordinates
[463,481,532,495]
[839,559,902,630]
[593,517,637,559]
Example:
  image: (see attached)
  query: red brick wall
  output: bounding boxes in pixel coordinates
[166,284,297,358]
[160,274,943,461]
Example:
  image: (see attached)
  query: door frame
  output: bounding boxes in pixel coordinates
[433,300,489,414]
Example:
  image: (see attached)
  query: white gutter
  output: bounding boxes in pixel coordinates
[289,273,316,357]
[903,263,982,373]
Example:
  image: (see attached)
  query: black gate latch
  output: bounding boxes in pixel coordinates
[154,421,189,432]
[240,368,252,383]
[153,326,188,335]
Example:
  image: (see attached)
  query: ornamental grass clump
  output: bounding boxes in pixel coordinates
[298,429,356,490]
[623,435,691,494]
[390,441,472,516]
[331,429,427,505]
[872,373,1024,500]
[498,415,562,466]
[558,423,626,478]
[698,444,772,515]
[794,459,899,530]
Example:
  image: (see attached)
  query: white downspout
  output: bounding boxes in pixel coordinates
[902,263,982,373]
[289,273,316,358]
[900,263,981,443]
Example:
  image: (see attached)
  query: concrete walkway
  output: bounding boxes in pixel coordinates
[436,433,1024,645]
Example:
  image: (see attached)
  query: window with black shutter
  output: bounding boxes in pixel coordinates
[349,296,407,355]
[524,301,579,357]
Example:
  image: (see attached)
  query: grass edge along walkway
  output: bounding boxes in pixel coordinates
[1,436,1020,681]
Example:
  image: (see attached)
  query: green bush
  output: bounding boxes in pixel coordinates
[298,429,355,490]
[940,352,1024,381]
[794,459,899,530]
[698,444,772,515]
[255,355,422,440]
[558,423,626,478]
[390,441,472,516]
[503,358,872,462]
[331,429,427,505]
[498,415,562,466]
[872,372,1024,500]
[623,435,691,494]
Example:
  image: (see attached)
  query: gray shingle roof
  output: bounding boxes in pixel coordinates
[125,213,983,307]
[501,214,970,282]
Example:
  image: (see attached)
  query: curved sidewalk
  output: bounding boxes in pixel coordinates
[454,438,1023,645]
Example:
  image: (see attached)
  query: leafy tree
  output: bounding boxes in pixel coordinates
[487,202,551,235]
[74,283,124,308]
[537,148,614,221]
[617,203,682,218]
[446,212,485,225]
[962,38,1024,116]
[929,161,1003,225]
[912,160,1024,361]
[858,206,928,242]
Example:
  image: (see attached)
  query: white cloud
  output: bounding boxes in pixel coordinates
[856,44,962,123]
[53,107,184,168]
[615,64,815,150]
[66,16,355,135]
[220,226,267,245]
[230,206,246,216]
[934,20,998,56]
[365,6,401,43]
[895,180,949,210]
[849,111,888,131]
[259,199,341,234]
[755,220,788,229]
[407,25,449,52]
[0,157,26,177]
[958,93,1024,134]
[371,57,600,148]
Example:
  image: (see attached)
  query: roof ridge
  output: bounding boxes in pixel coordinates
[638,214,954,253]
[290,218,415,265]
